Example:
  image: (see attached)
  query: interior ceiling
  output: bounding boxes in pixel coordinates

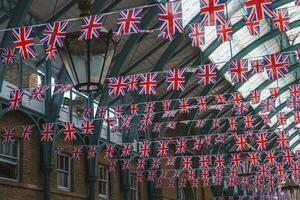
[1,0,299,150]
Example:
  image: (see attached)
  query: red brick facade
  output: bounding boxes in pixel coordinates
[0,111,212,200]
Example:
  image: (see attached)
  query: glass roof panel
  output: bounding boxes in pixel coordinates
[182,0,200,27]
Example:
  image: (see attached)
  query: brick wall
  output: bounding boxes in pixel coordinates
[0,111,213,200]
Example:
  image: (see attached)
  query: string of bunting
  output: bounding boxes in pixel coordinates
[0,0,300,62]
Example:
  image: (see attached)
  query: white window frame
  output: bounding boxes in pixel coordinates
[130,174,138,200]
[0,141,19,181]
[57,153,71,192]
[98,165,109,199]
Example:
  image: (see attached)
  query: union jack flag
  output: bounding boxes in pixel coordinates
[12,27,36,59]
[288,96,300,110]
[167,121,177,129]
[195,120,205,128]
[151,158,161,169]
[251,89,261,104]
[147,171,155,182]
[1,48,16,64]
[256,130,268,151]
[127,75,138,92]
[283,149,294,165]
[243,15,260,35]
[231,153,242,167]
[166,69,185,91]
[273,8,290,32]
[260,114,271,124]
[104,144,115,159]
[263,53,289,80]
[248,152,259,166]
[212,118,220,128]
[53,82,73,94]
[79,15,103,40]
[136,171,143,182]
[197,96,207,111]
[2,128,14,143]
[229,59,248,83]
[245,0,274,21]
[188,23,205,46]
[21,124,33,141]
[231,92,243,103]
[55,145,64,156]
[179,98,189,114]
[157,140,169,157]
[234,134,247,151]
[199,155,211,168]
[108,160,117,171]
[122,159,130,170]
[63,122,77,141]
[45,46,58,61]
[157,2,183,40]
[290,84,300,97]
[30,85,49,100]
[250,59,265,74]
[244,115,254,128]
[108,77,128,96]
[40,21,68,47]
[96,106,107,118]
[140,141,151,158]
[175,137,186,154]
[215,94,226,104]
[9,89,23,110]
[139,73,158,95]
[121,143,132,157]
[137,159,145,170]
[114,104,123,117]
[87,145,98,159]
[233,103,249,115]
[144,102,155,113]
[182,156,192,170]
[261,98,276,113]
[166,157,176,166]
[81,120,94,135]
[121,115,133,128]
[152,123,162,133]
[265,150,277,165]
[198,64,218,85]
[277,112,286,125]
[193,136,203,151]
[71,146,82,160]
[129,103,138,115]
[228,117,237,130]
[141,113,153,128]
[276,130,289,149]
[215,154,225,168]
[199,0,226,26]
[116,8,142,35]
[216,21,233,43]
[41,123,54,142]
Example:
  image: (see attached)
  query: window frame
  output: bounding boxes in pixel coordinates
[129,174,139,200]
[98,165,109,199]
[57,153,71,192]
[0,140,20,181]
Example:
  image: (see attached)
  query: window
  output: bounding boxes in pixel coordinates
[57,154,71,191]
[129,174,138,200]
[0,142,19,180]
[99,165,109,198]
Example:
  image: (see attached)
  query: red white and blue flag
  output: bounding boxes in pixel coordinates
[2,48,16,64]
[2,128,14,143]
[166,69,185,91]
[199,0,226,26]
[63,122,77,141]
[116,8,143,35]
[107,77,128,96]
[250,89,261,104]
[21,124,33,141]
[250,59,265,74]
[40,21,68,47]
[81,120,94,135]
[79,15,103,40]
[139,73,158,95]
[157,140,169,157]
[216,21,233,43]
[9,89,23,110]
[263,53,289,79]
[41,123,54,142]
[87,145,98,159]
[188,23,205,46]
[229,59,248,83]
[261,98,276,113]
[127,75,138,92]
[104,144,115,159]
[12,27,36,59]
[273,8,290,32]
[198,64,218,85]
[245,0,274,21]
[289,84,300,97]
[158,2,184,40]
[30,85,49,100]
[175,137,187,154]
[243,15,260,35]
[140,140,151,158]
[71,146,82,160]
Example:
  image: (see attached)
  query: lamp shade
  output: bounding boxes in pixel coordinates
[59,31,116,92]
